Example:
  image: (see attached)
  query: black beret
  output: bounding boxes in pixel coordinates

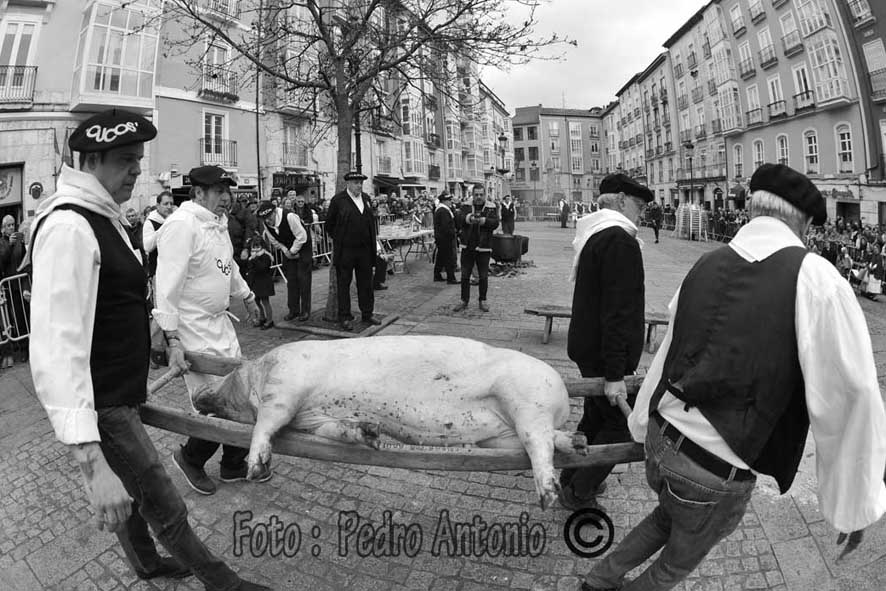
[599,173,654,203]
[344,171,368,181]
[69,109,157,153]
[255,200,276,217]
[438,193,452,201]
[750,163,826,225]
[189,165,236,188]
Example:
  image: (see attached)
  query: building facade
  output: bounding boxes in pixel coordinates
[509,105,603,204]
[637,53,680,204]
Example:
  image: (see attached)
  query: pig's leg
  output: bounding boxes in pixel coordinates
[504,407,561,510]
[246,396,298,480]
[554,430,588,454]
[312,419,381,449]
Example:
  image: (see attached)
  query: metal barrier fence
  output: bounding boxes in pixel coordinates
[0,272,31,346]
[269,221,333,282]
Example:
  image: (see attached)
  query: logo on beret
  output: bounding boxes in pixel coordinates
[85,121,140,144]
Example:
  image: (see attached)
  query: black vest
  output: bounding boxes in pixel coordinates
[266,213,296,249]
[651,245,809,493]
[35,205,150,408]
[293,208,313,254]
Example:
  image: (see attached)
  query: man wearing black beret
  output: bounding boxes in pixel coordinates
[561,173,652,511]
[325,171,380,330]
[28,109,270,590]
[580,164,886,590]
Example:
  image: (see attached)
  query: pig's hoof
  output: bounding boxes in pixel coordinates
[247,461,272,482]
[538,478,561,511]
[572,432,589,454]
[359,422,381,449]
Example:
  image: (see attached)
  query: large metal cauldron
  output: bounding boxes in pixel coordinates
[491,234,529,262]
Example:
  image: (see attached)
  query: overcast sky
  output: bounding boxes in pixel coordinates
[482,0,707,111]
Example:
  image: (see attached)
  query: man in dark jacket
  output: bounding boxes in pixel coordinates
[325,171,380,331]
[500,194,516,235]
[647,199,663,243]
[561,173,653,510]
[453,185,499,312]
[433,193,458,284]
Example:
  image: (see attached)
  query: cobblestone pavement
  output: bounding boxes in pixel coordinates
[1,221,884,591]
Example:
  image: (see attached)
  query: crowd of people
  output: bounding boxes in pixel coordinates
[0,214,30,371]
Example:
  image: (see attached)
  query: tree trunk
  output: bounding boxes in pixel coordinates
[323,94,355,324]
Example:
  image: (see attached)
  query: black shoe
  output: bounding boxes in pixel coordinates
[452,301,468,312]
[362,316,382,326]
[136,557,192,580]
[374,284,388,291]
[283,312,297,321]
[433,276,445,282]
[220,463,273,483]
[259,321,275,330]
[296,313,310,322]
[558,482,607,511]
[340,319,354,331]
[478,301,489,312]
[446,279,459,284]
[172,448,216,495]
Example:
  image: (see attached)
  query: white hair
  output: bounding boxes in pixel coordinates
[596,192,645,212]
[747,189,811,236]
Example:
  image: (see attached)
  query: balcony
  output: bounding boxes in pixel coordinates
[651,92,659,104]
[772,0,788,7]
[282,142,308,168]
[768,99,787,118]
[690,86,701,103]
[711,118,722,134]
[782,30,804,56]
[200,138,237,167]
[199,65,238,102]
[738,57,756,79]
[428,164,441,180]
[660,89,668,103]
[629,137,636,147]
[619,140,628,149]
[732,16,747,37]
[695,124,707,139]
[703,42,712,59]
[634,107,641,117]
[688,52,697,70]
[800,13,832,37]
[664,141,673,153]
[656,145,663,155]
[646,149,655,159]
[426,132,441,148]
[794,90,815,111]
[679,129,692,143]
[674,63,684,78]
[377,156,392,174]
[708,79,718,96]
[0,65,37,106]
[371,115,396,134]
[871,69,886,103]
[749,1,766,23]
[677,94,689,110]
[848,1,876,27]
[590,130,600,139]
[653,121,661,131]
[635,133,643,144]
[663,116,671,128]
[746,107,764,127]
[759,45,778,69]
[205,0,240,22]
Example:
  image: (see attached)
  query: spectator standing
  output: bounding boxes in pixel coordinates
[124,207,144,258]
[453,185,499,312]
[433,193,458,284]
[154,165,268,497]
[500,194,516,235]
[256,199,310,322]
[559,198,570,228]
[1,214,26,368]
[28,109,269,590]
[142,191,175,280]
[562,173,652,510]
[325,171,381,331]
[227,195,258,273]
[646,200,663,243]
[245,236,275,328]
[581,163,886,591]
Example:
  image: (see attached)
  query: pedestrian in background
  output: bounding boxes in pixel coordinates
[646,199,664,244]
[28,109,270,591]
[500,194,516,235]
[142,191,175,282]
[559,198,570,228]
[257,199,310,322]
[326,171,381,331]
[453,185,499,312]
[245,236,275,328]
[562,173,652,510]
[580,164,886,591]
[154,165,268,497]
[433,192,458,284]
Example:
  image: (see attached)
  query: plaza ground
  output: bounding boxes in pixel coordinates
[1,221,885,590]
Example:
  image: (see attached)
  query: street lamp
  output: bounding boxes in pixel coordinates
[683,140,695,204]
[497,132,508,201]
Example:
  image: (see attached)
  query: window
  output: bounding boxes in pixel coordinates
[746,84,760,109]
[793,63,812,94]
[528,146,538,160]
[837,124,853,172]
[513,127,523,141]
[445,121,460,150]
[719,85,742,130]
[780,11,798,37]
[796,0,830,37]
[529,167,539,181]
[551,156,561,170]
[730,4,745,33]
[571,154,583,173]
[514,147,524,162]
[734,144,743,177]
[776,135,789,165]
[203,112,225,162]
[752,140,764,170]
[0,17,38,97]
[528,126,537,140]
[550,138,560,154]
[548,120,559,138]
[848,0,873,23]
[515,168,525,182]
[804,130,819,174]
[569,122,582,139]
[400,96,411,136]
[74,2,161,99]
[808,36,848,101]
[767,75,784,103]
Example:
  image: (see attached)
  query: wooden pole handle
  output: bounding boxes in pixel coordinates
[616,396,633,419]
[148,368,180,395]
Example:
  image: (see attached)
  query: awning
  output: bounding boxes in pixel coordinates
[374,175,403,188]
[728,185,746,200]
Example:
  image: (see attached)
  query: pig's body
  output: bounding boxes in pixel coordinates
[192,335,585,507]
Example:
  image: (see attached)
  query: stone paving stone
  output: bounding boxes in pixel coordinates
[772,536,836,591]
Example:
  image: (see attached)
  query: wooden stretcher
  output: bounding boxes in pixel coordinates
[144,352,644,472]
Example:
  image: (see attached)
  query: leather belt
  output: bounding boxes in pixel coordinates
[652,412,754,482]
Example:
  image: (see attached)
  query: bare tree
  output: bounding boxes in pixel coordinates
[163,0,572,324]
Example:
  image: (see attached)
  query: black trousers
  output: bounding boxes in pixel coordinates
[460,249,491,303]
[501,219,515,235]
[434,238,456,280]
[285,256,312,316]
[336,247,375,319]
[182,437,248,470]
[653,222,661,241]
[559,393,637,497]
[374,256,387,287]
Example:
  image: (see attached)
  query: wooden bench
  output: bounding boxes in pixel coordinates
[524,304,669,348]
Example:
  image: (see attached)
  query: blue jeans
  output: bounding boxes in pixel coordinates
[97,406,242,591]
[584,417,755,591]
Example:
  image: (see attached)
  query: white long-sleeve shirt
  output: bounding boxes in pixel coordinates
[142,209,166,254]
[262,209,307,258]
[29,166,142,445]
[630,216,886,532]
